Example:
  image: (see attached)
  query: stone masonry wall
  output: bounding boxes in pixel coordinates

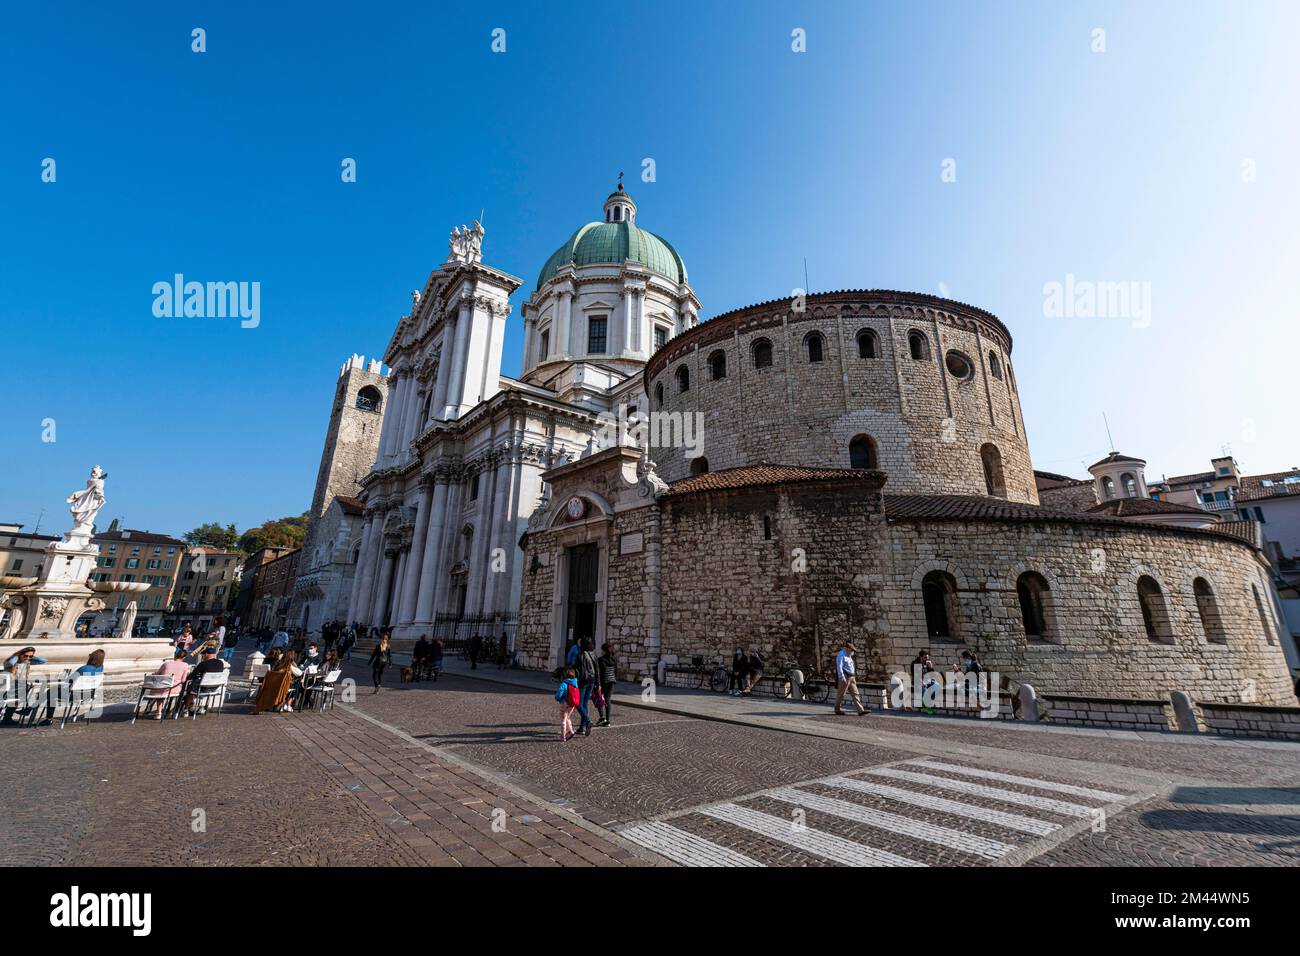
[644,292,1036,503]
[879,519,1294,705]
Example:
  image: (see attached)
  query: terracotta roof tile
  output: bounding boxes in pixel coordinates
[335,495,366,515]
[665,465,879,496]
[1235,469,1300,503]
[1085,497,1208,517]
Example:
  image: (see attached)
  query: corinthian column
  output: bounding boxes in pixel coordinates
[397,482,433,625]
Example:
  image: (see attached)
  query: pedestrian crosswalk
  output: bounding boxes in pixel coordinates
[617,758,1131,867]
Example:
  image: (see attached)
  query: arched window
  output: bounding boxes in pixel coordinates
[856,329,879,359]
[908,330,930,361]
[1194,578,1226,644]
[988,352,1002,379]
[420,389,432,423]
[849,434,878,470]
[921,570,960,640]
[1137,575,1173,644]
[654,382,665,408]
[689,457,709,476]
[1251,584,1276,644]
[355,386,382,413]
[752,338,773,369]
[1120,473,1137,497]
[1017,572,1054,642]
[538,329,550,361]
[804,331,825,363]
[675,365,690,393]
[980,443,1006,498]
[708,350,727,380]
[1101,476,1116,500]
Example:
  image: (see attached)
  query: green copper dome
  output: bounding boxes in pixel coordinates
[536,220,688,289]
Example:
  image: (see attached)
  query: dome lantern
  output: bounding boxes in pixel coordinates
[603,172,637,224]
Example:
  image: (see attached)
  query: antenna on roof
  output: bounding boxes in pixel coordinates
[1102,412,1116,454]
[803,257,810,294]
[32,508,45,535]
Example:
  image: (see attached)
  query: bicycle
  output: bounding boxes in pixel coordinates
[770,662,833,703]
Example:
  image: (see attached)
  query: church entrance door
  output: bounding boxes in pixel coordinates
[565,543,599,661]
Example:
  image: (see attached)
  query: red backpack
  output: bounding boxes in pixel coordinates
[566,682,581,707]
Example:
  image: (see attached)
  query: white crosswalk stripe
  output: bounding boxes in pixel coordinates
[906,760,1123,801]
[863,767,1095,817]
[620,821,764,867]
[700,803,926,866]
[618,762,1132,867]
[765,786,1014,859]
[820,775,1059,836]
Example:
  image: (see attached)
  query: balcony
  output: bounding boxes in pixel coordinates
[1201,499,1236,512]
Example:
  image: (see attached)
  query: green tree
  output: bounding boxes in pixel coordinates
[183,522,240,551]
[238,514,308,553]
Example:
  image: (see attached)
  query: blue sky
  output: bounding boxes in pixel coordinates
[2,0,1298,537]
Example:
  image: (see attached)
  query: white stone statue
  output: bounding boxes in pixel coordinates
[117,600,138,638]
[449,225,465,261]
[637,457,670,498]
[466,220,484,260]
[66,465,107,540]
[0,596,24,641]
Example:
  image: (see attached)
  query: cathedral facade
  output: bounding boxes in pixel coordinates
[346,185,1294,705]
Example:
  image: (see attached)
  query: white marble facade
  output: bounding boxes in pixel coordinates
[347,187,699,642]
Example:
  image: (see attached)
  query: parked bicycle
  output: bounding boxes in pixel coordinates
[663,656,730,692]
[770,662,833,703]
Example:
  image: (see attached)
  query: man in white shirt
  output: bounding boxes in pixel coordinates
[834,641,868,717]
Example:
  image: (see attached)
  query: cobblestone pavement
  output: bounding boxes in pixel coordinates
[350,660,1300,867]
[4,649,1297,867]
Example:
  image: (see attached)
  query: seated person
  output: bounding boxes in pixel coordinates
[145,649,192,719]
[184,648,229,715]
[276,650,305,712]
[2,647,47,724]
[75,648,106,676]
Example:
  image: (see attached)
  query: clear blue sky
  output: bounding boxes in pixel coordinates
[2,0,1297,537]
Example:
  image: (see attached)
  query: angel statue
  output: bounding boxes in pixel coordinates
[66,465,107,539]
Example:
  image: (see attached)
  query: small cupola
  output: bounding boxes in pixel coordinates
[603,173,637,224]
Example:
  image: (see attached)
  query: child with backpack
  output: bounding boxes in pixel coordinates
[555,667,581,741]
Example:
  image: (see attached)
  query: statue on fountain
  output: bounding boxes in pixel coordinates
[63,465,107,546]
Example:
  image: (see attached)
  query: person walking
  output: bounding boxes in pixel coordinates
[834,641,869,716]
[595,642,618,727]
[340,627,356,663]
[411,635,430,680]
[575,639,597,736]
[468,632,482,670]
[496,631,509,669]
[369,634,392,693]
[555,667,580,741]
[219,618,238,663]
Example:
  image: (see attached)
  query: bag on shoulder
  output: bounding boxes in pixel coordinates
[579,651,595,683]
[566,683,581,707]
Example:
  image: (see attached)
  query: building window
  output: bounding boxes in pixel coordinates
[538,329,550,361]
[126,558,140,569]
[9,559,21,572]
[988,352,1002,379]
[1137,575,1173,644]
[908,330,930,361]
[654,382,665,408]
[849,434,878,470]
[708,350,727,380]
[675,365,690,393]
[804,331,825,363]
[1101,476,1116,500]
[588,316,608,354]
[980,443,1006,498]
[945,350,974,380]
[921,570,960,640]
[689,457,709,476]
[654,327,668,351]
[752,338,773,369]
[356,385,382,412]
[1251,584,1276,644]
[856,329,879,359]
[763,515,772,540]
[470,474,480,501]
[1193,578,1226,644]
[1017,572,1054,642]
